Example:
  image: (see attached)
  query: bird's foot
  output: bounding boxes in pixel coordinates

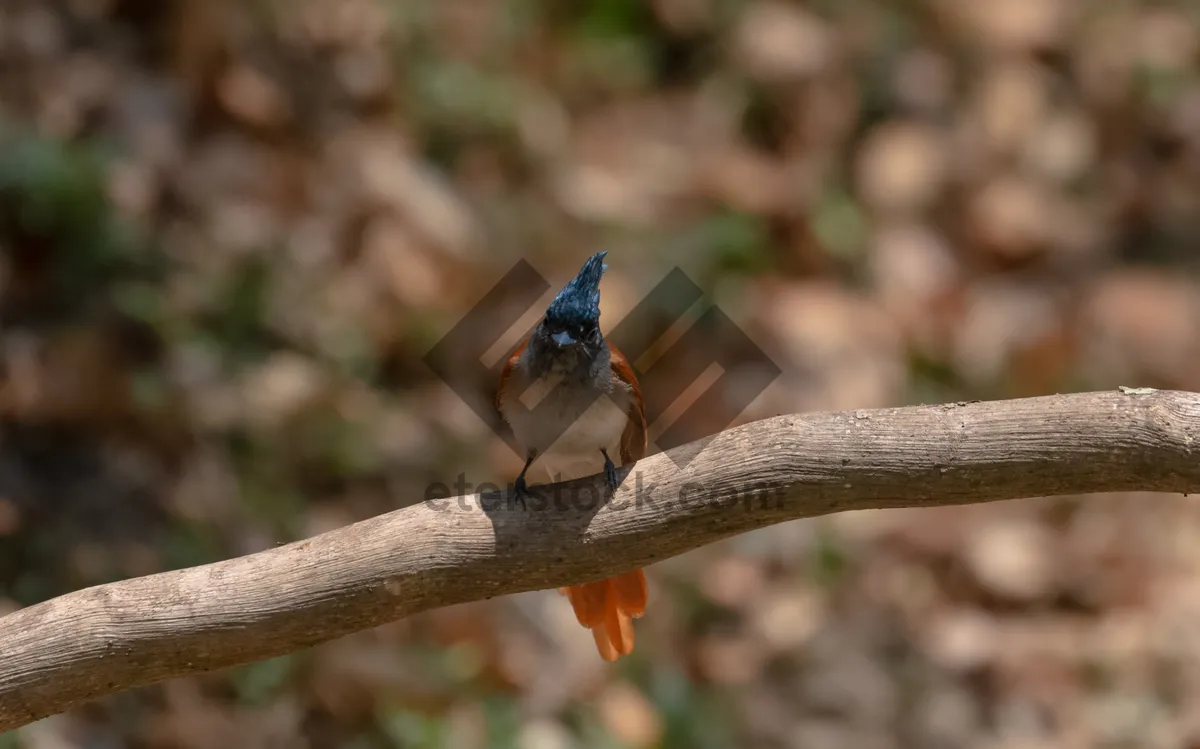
[601,450,620,493]
[512,475,538,511]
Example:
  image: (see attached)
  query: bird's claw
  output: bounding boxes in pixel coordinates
[602,452,620,493]
[513,475,536,510]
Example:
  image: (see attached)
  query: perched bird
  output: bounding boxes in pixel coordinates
[496,251,649,661]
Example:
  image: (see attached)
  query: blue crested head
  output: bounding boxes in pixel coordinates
[537,251,607,353]
[546,250,606,327]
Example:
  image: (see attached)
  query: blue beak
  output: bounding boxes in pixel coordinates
[551,330,576,348]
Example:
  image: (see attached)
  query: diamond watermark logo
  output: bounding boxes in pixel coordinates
[423,259,780,470]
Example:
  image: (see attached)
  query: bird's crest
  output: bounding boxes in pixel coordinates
[546,251,607,325]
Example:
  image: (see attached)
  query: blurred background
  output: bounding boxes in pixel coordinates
[2,0,1200,747]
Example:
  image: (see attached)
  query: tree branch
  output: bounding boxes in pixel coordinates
[3,388,1199,732]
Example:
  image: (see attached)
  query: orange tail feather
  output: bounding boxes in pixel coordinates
[559,569,647,661]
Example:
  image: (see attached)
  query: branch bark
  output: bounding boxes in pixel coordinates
[3,388,1199,732]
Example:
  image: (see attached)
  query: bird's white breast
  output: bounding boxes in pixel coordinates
[500,371,633,484]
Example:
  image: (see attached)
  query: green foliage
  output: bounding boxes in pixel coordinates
[811,524,849,589]
[232,654,301,706]
[812,186,866,260]
[573,0,654,41]
[410,62,522,135]
[380,706,452,748]
[1135,64,1191,107]
[0,131,156,292]
[162,521,229,571]
[650,667,736,749]
[200,256,276,367]
[698,210,773,276]
[480,696,523,748]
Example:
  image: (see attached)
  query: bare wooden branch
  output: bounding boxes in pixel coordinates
[2,388,1198,732]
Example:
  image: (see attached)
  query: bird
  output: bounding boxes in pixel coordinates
[495,250,649,661]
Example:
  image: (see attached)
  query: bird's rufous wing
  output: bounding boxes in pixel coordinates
[610,344,647,464]
[494,338,528,416]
